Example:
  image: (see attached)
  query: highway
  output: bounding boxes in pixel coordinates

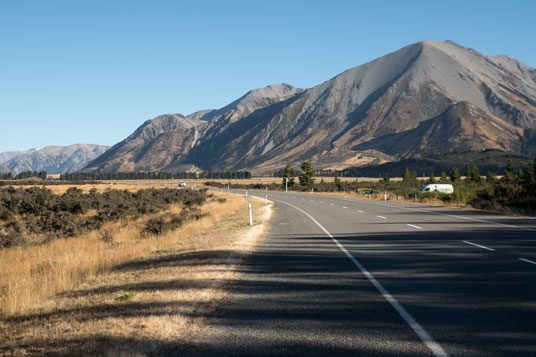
[190,189,536,356]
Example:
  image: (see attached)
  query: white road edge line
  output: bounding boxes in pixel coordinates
[407,224,423,229]
[462,240,495,251]
[278,200,449,357]
[519,258,536,265]
[377,215,387,219]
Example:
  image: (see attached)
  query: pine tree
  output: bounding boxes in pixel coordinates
[504,158,516,182]
[440,172,448,182]
[282,163,295,188]
[299,161,315,187]
[450,167,461,182]
[429,172,436,183]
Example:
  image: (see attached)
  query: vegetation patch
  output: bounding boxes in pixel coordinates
[0,186,208,248]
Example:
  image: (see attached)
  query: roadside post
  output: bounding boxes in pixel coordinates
[265,195,268,205]
[246,190,248,197]
[248,203,253,225]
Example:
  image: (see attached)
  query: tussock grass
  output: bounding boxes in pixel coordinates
[0,193,246,317]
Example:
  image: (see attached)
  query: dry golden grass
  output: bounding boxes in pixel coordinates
[0,194,272,355]
[0,192,245,317]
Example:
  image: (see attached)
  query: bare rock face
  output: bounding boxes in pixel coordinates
[84,41,536,174]
[5,144,110,175]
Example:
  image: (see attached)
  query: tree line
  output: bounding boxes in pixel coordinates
[59,171,252,181]
[0,171,48,180]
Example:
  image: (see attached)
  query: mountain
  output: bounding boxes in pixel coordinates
[340,150,534,178]
[84,84,303,172]
[0,163,10,174]
[0,149,37,164]
[84,114,208,172]
[84,40,536,174]
[5,144,110,175]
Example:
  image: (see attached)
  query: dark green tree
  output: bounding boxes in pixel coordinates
[382,173,390,183]
[450,167,461,182]
[469,165,481,183]
[486,171,497,183]
[429,172,436,184]
[440,172,448,182]
[504,158,516,182]
[282,163,295,188]
[403,168,417,182]
[299,161,315,187]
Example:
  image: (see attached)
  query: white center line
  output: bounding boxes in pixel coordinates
[407,224,423,229]
[462,240,495,251]
[320,201,324,204]
[277,200,449,357]
[519,258,536,265]
[357,210,364,213]
[342,206,348,209]
[330,203,335,206]
[310,200,314,202]
[377,215,387,219]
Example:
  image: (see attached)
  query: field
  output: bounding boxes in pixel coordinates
[0,182,273,355]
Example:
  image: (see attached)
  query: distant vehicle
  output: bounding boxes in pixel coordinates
[178,181,187,187]
[419,184,454,194]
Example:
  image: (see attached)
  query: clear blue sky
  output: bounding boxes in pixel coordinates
[1,0,535,152]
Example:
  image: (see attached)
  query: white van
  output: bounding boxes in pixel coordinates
[419,184,454,194]
[178,181,187,187]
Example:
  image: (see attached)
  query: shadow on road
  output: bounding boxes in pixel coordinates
[3,226,536,356]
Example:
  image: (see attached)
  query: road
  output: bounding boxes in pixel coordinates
[189,189,536,356]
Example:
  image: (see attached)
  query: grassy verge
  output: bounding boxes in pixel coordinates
[0,194,272,355]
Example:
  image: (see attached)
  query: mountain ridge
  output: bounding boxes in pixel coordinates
[6,144,110,175]
[83,40,536,174]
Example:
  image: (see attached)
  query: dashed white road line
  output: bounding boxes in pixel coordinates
[336,196,536,233]
[519,258,536,265]
[462,240,495,251]
[330,203,335,206]
[320,201,324,204]
[357,210,364,213]
[277,199,449,357]
[407,224,423,230]
[310,200,314,202]
[377,215,387,219]
[342,206,348,209]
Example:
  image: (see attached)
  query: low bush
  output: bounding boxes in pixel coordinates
[0,187,208,248]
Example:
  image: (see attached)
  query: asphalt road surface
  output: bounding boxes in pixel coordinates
[188,189,536,356]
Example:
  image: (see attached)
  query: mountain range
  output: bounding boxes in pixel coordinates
[81,40,536,174]
[4,144,109,175]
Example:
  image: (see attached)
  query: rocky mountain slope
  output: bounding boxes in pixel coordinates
[0,149,37,164]
[0,163,10,173]
[6,144,109,175]
[84,41,536,174]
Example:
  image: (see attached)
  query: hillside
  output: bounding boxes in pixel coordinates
[340,150,535,177]
[83,40,536,174]
[5,144,110,175]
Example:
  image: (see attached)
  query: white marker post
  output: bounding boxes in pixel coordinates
[285,177,289,193]
[384,192,387,201]
[265,195,268,205]
[248,203,253,225]
[246,190,248,197]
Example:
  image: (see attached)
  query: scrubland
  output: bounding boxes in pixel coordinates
[0,183,272,355]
